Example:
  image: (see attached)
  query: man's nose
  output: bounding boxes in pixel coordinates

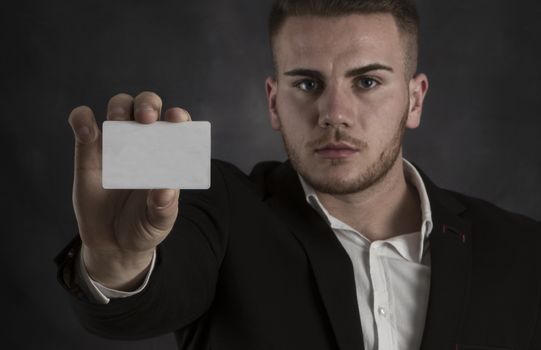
[317,85,355,128]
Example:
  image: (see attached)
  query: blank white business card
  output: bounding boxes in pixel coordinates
[102,121,211,189]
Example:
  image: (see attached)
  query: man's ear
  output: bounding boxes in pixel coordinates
[406,73,429,129]
[265,76,281,130]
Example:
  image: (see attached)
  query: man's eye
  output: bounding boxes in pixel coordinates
[357,78,379,89]
[296,80,320,92]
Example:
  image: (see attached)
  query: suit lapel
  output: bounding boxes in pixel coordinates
[255,160,473,350]
[261,160,365,350]
[417,168,473,349]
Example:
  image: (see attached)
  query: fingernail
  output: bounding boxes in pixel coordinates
[75,126,93,144]
[108,107,125,119]
[136,104,155,115]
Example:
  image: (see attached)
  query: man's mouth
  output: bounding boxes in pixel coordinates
[315,142,360,159]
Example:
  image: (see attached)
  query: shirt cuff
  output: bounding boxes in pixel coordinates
[77,247,157,305]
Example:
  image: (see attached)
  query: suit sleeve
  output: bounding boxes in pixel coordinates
[55,160,231,340]
[530,306,541,349]
[529,271,541,349]
[528,223,541,349]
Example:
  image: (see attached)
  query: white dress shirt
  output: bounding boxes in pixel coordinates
[298,158,433,350]
[79,158,433,350]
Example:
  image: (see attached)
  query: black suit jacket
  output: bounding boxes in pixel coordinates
[56,159,541,350]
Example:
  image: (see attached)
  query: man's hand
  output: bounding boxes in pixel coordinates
[68,91,191,290]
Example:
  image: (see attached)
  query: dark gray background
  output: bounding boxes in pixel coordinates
[2,0,540,348]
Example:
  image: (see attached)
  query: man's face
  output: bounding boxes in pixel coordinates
[266,13,428,195]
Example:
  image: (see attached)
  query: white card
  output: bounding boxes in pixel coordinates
[102,121,211,189]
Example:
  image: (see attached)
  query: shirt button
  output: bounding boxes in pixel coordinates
[378,306,387,317]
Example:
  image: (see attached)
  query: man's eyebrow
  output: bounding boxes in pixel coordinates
[345,63,394,77]
[283,63,394,79]
[283,69,324,80]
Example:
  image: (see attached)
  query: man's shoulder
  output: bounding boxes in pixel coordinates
[440,186,541,235]
[412,161,540,234]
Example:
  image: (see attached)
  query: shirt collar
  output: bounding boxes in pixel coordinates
[297,158,433,264]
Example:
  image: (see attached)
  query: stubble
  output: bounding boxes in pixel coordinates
[281,107,409,195]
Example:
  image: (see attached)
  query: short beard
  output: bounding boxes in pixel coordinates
[281,107,409,195]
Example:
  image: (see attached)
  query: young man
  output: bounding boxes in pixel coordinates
[57,0,541,349]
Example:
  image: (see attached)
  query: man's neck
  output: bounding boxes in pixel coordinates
[315,158,422,242]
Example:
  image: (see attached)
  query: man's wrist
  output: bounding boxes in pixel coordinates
[81,244,154,291]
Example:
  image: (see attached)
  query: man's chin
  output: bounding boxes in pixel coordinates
[298,166,366,195]
[295,157,392,195]
[302,175,365,195]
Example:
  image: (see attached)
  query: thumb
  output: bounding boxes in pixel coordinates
[145,189,180,231]
[68,106,101,172]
